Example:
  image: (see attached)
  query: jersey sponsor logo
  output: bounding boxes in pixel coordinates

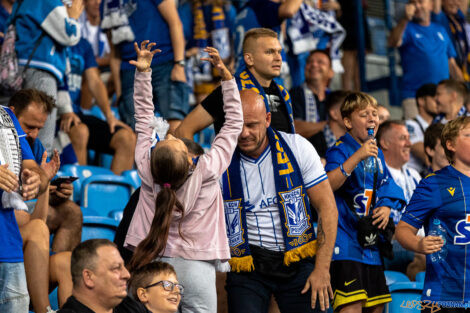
[344,279,356,286]
[353,189,374,216]
[454,214,470,245]
[447,187,455,197]
[259,196,278,209]
[279,187,309,236]
[224,199,244,247]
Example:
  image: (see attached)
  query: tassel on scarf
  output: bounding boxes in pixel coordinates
[283,240,317,266]
[229,255,254,273]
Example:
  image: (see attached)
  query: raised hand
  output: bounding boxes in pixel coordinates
[40,150,60,181]
[0,164,19,193]
[201,47,232,81]
[129,41,161,73]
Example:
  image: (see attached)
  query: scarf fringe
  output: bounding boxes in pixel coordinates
[283,240,317,266]
[228,255,254,272]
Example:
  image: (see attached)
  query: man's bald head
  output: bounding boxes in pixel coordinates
[238,89,271,158]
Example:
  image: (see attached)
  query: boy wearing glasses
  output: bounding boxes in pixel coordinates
[129,262,183,313]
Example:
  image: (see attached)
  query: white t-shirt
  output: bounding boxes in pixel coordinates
[387,164,421,224]
[405,114,429,174]
[238,132,327,251]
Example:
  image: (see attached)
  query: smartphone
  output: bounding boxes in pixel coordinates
[51,176,78,186]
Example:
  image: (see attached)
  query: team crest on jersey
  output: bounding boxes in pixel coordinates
[224,199,244,247]
[279,187,309,236]
[454,214,470,245]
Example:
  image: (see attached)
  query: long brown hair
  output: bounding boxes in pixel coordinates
[128,143,189,272]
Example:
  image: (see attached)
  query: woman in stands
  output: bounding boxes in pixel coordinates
[129,261,182,313]
[324,92,406,313]
[125,41,242,313]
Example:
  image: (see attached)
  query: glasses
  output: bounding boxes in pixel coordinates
[144,280,184,295]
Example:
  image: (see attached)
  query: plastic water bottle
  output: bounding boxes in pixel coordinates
[364,128,377,173]
[429,219,447,262]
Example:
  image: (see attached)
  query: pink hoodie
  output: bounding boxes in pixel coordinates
[125,70,243,261]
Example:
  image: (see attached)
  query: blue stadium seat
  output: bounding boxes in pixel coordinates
[109,209,123,222]
[122,169,141,189]
[385,270,410,286]
[81,216,119,242]
[415,271,425,283]
[49,287,59,310]
[60,165,114,203]
[384,281,424,313]
[99,153,113,169]
[80,175,134,217]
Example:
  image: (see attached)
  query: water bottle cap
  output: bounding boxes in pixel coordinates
[367,128,374,136]
[433,219,440,225]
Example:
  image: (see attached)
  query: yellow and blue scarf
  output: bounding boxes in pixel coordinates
[236,69,295,134]
[222,128,316,272]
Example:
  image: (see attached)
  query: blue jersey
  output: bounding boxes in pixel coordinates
[399,21,456,100]
[66,38,97,112]
[401,166,470,305]
[325,133,406,265]
[0,107,34,263]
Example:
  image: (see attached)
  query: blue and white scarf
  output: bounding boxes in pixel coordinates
[287,3,345,73]
[222,128,317,272]
[433,105,469,124]
[101,0,136,45]
[236,69,295,133]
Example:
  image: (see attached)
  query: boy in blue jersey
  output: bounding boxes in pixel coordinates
[325,92,406,313]
[397,116,470,312]
[388,0,462,120]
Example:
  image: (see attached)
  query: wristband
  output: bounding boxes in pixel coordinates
[340,164,351,177]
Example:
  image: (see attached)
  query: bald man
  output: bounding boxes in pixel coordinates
[176,28,295,139]
[221,89,338,313]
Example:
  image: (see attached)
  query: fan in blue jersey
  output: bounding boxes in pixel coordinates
[397,116,470,311]
[325,92,406,312]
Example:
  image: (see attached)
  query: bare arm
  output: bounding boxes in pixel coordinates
[85,67,112,119]
[388,4,415,47]
[159,0,186,82]
[433,0,441,14]
[301,179,338,311]
[294,120,327,138]
[449,58,464,81]
[30,185,50,222]
[278,0,303,19]
[174,104,214,140]
[107,34,122,98]
[22,160,48,199]
[396,221,443,254]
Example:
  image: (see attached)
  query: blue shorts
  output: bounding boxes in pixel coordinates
[0,262,29,313]
[120,60,189,128]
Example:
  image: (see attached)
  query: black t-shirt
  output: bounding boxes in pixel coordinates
[290,86,327,122]
[201,82,291,134]
[59,296,150,313]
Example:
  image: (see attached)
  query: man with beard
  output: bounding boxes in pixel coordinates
[389,0,462,120]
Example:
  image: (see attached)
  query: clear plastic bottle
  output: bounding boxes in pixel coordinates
[364,128,377,173]
[429,219,447,262]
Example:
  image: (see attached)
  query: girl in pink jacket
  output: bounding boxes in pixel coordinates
[125,41,243,312]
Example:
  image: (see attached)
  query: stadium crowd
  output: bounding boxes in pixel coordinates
[1,0,470,312]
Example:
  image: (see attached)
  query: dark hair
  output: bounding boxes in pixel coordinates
[424,123,445,163]
[438,79,467,102]
[71,239,116,286]
[128,261,176,300]
[326,90,349,119]
[376,120,405,148]
[128,143,189,272]
[415,83,436,103]
[307,49,332,68]
[9,89,55,116]
[181,138,204,156]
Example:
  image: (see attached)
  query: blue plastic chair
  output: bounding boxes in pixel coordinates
[49,287,59,310]
[60,165,115,203]
[99,153,113,169]
[109,209,124,222]
[384,281,424,313]
[81,216,119,242]
[385,270,410,286]
[122,169,141,189]
[415,271,425,283]
[80,175,134,217]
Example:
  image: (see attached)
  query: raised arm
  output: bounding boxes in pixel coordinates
[388,3,415,47]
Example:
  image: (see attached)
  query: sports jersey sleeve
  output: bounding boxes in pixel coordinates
[324,143,347,173]
[290,134,327,188]
[151,0,164,7]
[82,39,98,70]
[38,0,81,46]
[4,107,34,161]
[401,176,440,229]
[405,119,423,145]
[400,23,412,47]
[375,160,406,211]
[249,0,282,29]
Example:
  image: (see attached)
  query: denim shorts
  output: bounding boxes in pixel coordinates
[120,60,189,128]
[0,262,29,313]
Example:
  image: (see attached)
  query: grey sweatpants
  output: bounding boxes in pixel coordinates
[160,256,217,313]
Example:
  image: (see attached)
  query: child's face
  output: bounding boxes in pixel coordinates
[448,123,470,166]
[141,272,181,313]
[344,105,379,143]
